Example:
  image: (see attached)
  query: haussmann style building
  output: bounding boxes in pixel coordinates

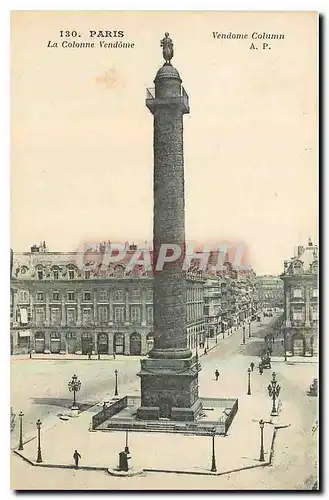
[280,238,319,357]
[10,242,205,356]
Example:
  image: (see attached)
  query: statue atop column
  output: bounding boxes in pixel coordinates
[161,32,174,65]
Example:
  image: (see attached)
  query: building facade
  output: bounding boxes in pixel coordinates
[10,245,205,356]
[280,238,319,357]
[256,275,284,310]
[10,244,260,356]
[203,277,222,342]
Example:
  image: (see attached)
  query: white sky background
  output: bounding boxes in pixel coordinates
[11,12,318,275]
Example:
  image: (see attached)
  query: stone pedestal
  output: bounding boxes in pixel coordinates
[137,356,202,421]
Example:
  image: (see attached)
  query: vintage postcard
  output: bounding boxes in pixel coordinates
[10,11,318,490]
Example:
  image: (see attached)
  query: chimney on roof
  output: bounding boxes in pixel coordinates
[308,237,313,247]
[297,246,304,258]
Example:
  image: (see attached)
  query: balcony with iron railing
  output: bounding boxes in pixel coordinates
[145,86,189,113]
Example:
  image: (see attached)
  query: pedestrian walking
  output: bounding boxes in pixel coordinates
[88,352,91,360]
[259,364,263,375]
[204,347,208,355]
[29,349,32,359]
[113,352,116,360]
[98,353,101,360]
[250,362,255,372]
[215,369,219,381]
[73,449,81,469]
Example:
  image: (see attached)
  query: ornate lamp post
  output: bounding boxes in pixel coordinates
[267,372,281,416]
[242,325,246,344]
[114,369,119,397]
[247,368,251,395]
[68,374,81,408]
[124,429,130,453]
[259,419,265,462]
[18,411,24,450]
[36,419,42,463]
[211,431,217,472]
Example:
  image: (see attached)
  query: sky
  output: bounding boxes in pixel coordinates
[11,11,318,275]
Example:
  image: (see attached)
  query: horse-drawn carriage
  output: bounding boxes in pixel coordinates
[260,350,272,369]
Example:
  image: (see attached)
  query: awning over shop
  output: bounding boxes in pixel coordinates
[18,330,31,337]
[20,308,28,324]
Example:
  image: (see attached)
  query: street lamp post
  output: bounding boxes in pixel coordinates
[248,321,251,339]
[247,368,251,395]
[36,419,42,463]
[283,330,287,362]
[211,431,217,472]
[125,429,130,453]
[68,374,81,408]
[267,372,281,416]
[242,325,246,344]
[206,333,210,350]
[18,411,24,450]
[259,419,265,462]
[114,369,119,397]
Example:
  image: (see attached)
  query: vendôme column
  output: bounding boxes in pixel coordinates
[137,34,202,422]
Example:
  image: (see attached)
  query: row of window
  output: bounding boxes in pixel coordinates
[187,322,204,334]
[187,288,203,302]
[17,288,153,304]
[15,331,153,353]
[187,302,203,322]
[18,305,154,327]
[291,288,318,299]
[34,267,127,281]
[291,305,318,321]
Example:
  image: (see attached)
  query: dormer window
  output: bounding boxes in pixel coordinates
[68,270,75,280]
[311,261,318,275]
[293,260,303,275]
[37,270,44,280]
